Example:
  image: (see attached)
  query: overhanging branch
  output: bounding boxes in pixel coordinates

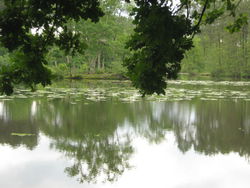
[192,0,209,38]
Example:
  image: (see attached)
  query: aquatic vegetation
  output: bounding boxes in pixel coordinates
[11,133,35,136]
[0,80,249,103]
[0,79,250,186]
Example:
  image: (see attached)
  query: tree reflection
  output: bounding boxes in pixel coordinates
[58,134,133,183]
[1,97,250,183]
[0,100,38,149]
[38,100,135,183]
[164,100,250,157]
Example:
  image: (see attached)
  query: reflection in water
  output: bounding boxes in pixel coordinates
[0,97,250,184]
[31,101,37,117]
[0,101,8,122]
[168,101,250,156]
[58,133,133,183]
[0,100,38,149]
[39,101,135,183]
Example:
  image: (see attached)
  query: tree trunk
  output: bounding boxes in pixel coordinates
[97,53,101,70]
[90,57,96,72]
[102,57,105,70]
[66,56,72,77]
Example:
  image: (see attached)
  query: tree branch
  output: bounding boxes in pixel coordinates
[192,0,209,38]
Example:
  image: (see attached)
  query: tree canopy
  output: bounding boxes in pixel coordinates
[0,0,247,95]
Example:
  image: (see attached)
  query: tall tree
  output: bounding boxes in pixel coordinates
[181,0,250,78]
[0,0,247,95]
[0,0,103,94]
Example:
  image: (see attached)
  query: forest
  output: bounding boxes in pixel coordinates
[1,1,250,187]
[0,0,134,79]
[0,0,249,96]
[182,0,250,78]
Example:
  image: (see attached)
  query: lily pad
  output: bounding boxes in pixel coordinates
[11,133,35,136]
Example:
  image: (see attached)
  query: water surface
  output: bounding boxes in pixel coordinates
[0,80,250,188]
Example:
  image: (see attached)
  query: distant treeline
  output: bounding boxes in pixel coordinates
[1,0,250,80]
[0,1,134,79]
[182,0,250,78]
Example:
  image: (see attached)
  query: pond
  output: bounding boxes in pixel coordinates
[0,80,250,188]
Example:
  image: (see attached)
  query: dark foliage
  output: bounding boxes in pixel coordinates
[0,0,246,95]
[0,0,103,94]
[124,1,193,95]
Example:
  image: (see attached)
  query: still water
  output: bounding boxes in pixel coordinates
[0,80,250,188]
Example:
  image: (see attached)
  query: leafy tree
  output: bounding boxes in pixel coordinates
[0,0,247,95]
[124,0,247,95]
[181,37,205,74]
[181,0,250,78]
[0,0,103,95]
[44,1,133,76]
[72,2,133,74]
